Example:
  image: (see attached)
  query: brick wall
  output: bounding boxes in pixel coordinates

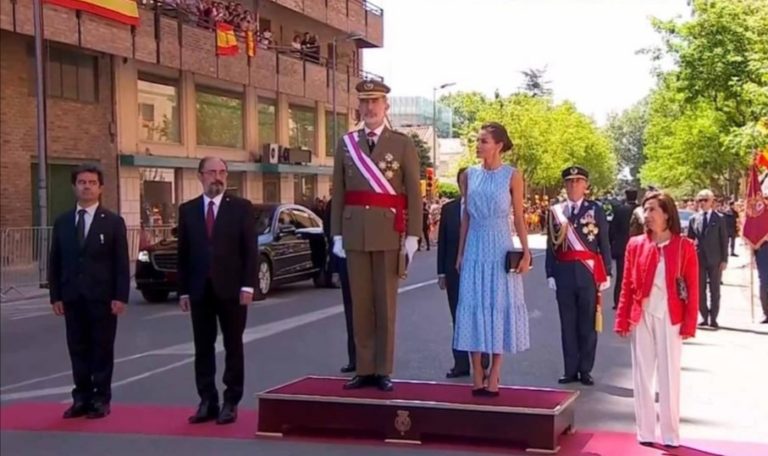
[0,31,117,228]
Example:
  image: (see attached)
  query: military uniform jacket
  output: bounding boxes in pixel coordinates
[330,127,422,252]
[545,200,612,288]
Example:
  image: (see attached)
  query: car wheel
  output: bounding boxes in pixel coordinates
[258,256,272,296]
[141,290,170,303]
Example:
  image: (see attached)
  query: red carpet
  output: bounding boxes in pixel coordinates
[265,376,574,409]
[1,402,765,455]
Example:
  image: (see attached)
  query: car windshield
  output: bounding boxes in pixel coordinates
[254,209,274,235]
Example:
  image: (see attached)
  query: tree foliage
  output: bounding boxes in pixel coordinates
[520,67,553,98]
[639,0,768,195]
[408,132,433,178]
[605,99,649,189]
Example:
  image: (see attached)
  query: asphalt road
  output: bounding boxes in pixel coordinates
[1,236,766,455]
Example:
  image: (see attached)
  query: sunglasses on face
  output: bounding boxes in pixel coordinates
[697,198,710,203]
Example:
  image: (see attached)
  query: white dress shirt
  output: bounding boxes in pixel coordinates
[364,124,386,145]
[203,193,224,218]
[567,198,584,218]
[644,240,670,318]
[74,203,99,239]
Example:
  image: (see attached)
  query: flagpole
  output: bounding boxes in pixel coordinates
[750,247,755,323]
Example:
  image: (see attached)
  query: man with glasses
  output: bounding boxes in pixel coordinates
[177,157,259,424]
[687,189,729,329]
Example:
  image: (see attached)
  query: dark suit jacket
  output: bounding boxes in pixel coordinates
[687,210,729,268]
[48,206,130,304]
[722,209,737,236]
[177,193,258,302]
[437,198,461,279]
[609,201,638,259]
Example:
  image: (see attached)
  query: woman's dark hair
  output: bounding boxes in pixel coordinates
[71,163,104,186]
[480,122,514,153]
[642,191,681,235]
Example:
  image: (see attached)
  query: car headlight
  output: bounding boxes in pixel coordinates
[138,251,150,263]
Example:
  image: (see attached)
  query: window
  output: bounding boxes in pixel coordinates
[138,76,181,143]
[325,111,348,157]
[288,105,316,152]
[290,208,319,229]
[139,168,177,227]
[293,174,317,207]
[196,88,244,149]
[262,175,280,203]
[258,98,276,145]
[38,47,98,102]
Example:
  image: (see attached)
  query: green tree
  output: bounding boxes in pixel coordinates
[605,99,649,189]
[439,92,489,138]
[640,0,768,194]
[520,67,553,98]
[438,181,460,199]
[408,132,433,178]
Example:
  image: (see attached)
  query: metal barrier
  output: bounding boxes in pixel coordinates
[0,226,176,300]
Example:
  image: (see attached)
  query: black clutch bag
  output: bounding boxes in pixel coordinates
[505,250,532,273]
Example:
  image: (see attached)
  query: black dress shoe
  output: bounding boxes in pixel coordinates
[340,364,356,374]
[216,403,238,425]
[86,402,110,419]
[343,375,372,389]
[558,375,579,384]
[710,321,719,329]
[698,320,709,327]
[580,373,594,386]
[761,317,768,324]
[446,368,470,379]
[62,402,90,419]
[376,375,394,392]
[188,401,220,424]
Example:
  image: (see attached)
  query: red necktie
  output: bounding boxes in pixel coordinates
[206,200,215,238]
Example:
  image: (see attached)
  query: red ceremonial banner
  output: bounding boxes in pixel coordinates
[742,164,768,249]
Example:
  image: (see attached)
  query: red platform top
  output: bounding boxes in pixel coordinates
[261,376,578,414]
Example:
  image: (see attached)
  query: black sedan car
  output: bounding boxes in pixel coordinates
[135,203,332,303]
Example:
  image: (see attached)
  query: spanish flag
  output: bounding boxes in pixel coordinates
[245,30,256,57]
[46,0,139,26]
[756,148,768,170]
[216,23,239,56]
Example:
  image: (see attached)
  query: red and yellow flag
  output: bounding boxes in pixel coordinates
[245,30,256,57]
[46,0,139,26]
[743,164,768,249]
[216,23,239,56]
[755,148,768,170]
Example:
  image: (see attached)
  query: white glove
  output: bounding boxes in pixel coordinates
[404,236,419,263]
[332,235,346,259]
[599,277,611,291]
[547,277,557,291]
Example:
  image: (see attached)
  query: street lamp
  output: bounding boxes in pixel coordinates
[432,82,455,168]
[332,32,364,151]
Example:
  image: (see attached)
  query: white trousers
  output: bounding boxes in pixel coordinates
[630,310,683,446]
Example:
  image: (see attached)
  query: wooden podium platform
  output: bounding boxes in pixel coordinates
[256,376,579,453]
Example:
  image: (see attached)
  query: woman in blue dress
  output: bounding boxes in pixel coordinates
[454,122,531,396]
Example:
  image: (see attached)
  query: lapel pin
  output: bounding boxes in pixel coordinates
[99,234,104,244]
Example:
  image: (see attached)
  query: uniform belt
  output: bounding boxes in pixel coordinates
[344,191,407,233]
[556,250,608,284]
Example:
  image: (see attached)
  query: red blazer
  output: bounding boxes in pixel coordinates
[614,234,699,337]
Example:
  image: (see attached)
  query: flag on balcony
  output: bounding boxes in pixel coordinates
[46,0,139,26]
[216,23,239,56]
[245,30,256,57]
[743,163,768,249]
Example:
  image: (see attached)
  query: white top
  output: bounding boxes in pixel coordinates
[74,203,99,239]
[364,124,386,144]
[643,240,670,318]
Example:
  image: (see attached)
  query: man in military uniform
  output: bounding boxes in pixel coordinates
[545,166,612,386]
[330,80,422,392]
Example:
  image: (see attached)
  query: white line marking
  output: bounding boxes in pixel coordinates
[0,279,439,401]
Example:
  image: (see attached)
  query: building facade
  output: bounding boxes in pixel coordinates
[0,0,384,228]
[389,96,452,139]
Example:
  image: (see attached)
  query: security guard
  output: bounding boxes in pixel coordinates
[330,80,422,392]
[545,166,612,386]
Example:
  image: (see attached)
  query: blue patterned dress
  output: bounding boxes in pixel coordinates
[453,165,530,354]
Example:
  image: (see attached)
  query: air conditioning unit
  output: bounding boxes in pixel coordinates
[263,143,280,164]
[279,147,312,165]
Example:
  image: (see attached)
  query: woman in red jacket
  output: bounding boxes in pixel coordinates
[615,191,699,448]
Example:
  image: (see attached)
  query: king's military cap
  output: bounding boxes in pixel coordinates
[562,165,590,181]
[356,79,390,99]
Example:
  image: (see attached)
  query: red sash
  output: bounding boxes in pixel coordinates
[344,191,407,233]
[555,250,608,285]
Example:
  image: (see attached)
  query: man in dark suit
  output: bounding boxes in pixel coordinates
[722,200,739,257]
[687,189,728,328]
[49,163,129,419]
[177,157,258,425]
[609,189,639,309]
[437,168,490,379]
[323,196,356,373]
[546,166,612,386]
